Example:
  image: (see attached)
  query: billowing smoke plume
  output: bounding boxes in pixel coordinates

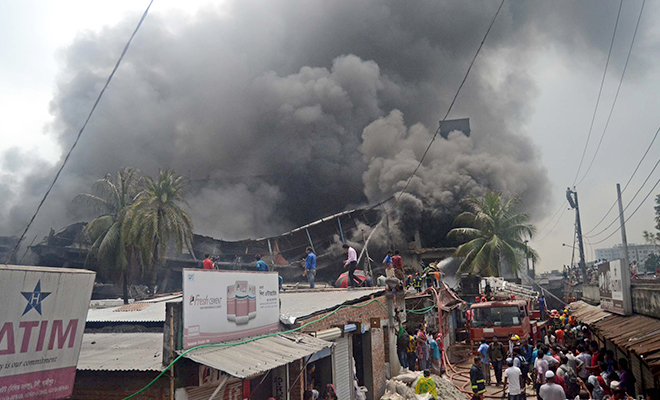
[0,0,644,242]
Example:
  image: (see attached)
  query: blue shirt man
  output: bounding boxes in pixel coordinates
[478,340,491,384]
[255,254,269,271]
[478,341,490,365]
[303,247,317,289]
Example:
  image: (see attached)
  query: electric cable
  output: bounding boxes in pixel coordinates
[122,3,506,397]
[534,200,568,238]
[394,0,505,207]
[584,124,660,235]
[586,154,660,239]
[572,0,624,186]
[533,205,569,243]
[591,173,660,245]
[575,0,646,187]
[2,0,154,266]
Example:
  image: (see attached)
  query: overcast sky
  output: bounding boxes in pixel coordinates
[1,0,659,273]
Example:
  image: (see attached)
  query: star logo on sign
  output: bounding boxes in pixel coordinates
[21,280,51,316]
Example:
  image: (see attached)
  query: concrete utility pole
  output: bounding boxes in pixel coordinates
[616,183,630,270]
[566,188,587,280]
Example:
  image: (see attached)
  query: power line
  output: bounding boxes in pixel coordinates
[3,0,154,266]
[584,124,660,235]
[586,154,660,239]
[575,0,646,186]
[591,174,660,245]
[394,0,505,206]
[572,0,624,186]
[535,200,568,237]
[357,0,505,266]
[533,203,569,243]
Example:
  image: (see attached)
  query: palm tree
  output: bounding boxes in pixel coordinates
[73,167,143,304]
[447,191,538,277]
[125,169,194,294]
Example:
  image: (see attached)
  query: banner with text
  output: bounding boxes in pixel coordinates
[598,260,632,315]
[182,270,280,349]
[0,266,96,400]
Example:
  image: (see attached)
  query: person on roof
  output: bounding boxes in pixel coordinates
[303,247,317,289]
[342,244,359,288]
[203,254,214,270]
[383,250,394,278]
[255,254,269,272]
[392,250,405,282]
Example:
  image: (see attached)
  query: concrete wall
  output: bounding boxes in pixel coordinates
[582,284,601,305]
[632,283,660,319]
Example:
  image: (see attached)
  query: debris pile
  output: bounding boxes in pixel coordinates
[380,370,467,400]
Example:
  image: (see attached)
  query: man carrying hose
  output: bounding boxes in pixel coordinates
[470,356,487,399]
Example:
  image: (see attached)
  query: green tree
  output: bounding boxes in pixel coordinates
[73,167,143,304]
[642,194,660,246]
[447,191,538,276]
[125,169,194,294]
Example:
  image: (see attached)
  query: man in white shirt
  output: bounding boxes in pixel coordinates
[539,371,566,400]
[503,358,523,400]
[343,244,359,287]
[575,345,592,380]
[534,346,549,398]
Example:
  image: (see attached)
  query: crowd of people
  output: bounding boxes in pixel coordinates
[395,322,444,376]
[469,312,656,400]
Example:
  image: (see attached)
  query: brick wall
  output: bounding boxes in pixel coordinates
[370,328,387,400]
[71,370,169,400]
[296,295,389,332]
[289,359,304,400]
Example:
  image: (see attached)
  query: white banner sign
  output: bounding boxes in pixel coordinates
[182,270,280,349]
[598,259,632,315]
[0,266,95,400]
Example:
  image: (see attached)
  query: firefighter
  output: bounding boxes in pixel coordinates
[413,273,423,293]
[470,356,487,399]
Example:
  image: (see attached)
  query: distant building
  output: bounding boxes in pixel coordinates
[595,243,659,268]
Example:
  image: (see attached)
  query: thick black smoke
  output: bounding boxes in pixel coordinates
[0,0,651,242]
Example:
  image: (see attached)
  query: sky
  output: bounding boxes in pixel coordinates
[1,0,659,273]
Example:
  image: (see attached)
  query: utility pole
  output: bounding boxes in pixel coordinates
[566,188,587,280]
[616,183,630,271]
[524,240,530,276]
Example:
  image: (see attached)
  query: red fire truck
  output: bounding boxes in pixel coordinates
[468,298,549,344]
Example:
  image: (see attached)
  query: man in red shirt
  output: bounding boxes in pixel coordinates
[203,254,214,270]
[392,250,405,281]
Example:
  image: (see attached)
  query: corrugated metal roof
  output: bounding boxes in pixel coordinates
[569,301,660,377]
[181,333,333,378]
[566,301,612,325]
[3,264,95,275]
[593,314,660,371]
[279,288,384,324]
[86,296,182,323]
[77,333,164,371]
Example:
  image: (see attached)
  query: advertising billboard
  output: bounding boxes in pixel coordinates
[0,265,96,400]
[182,269,280,349]
[598,260,632,315]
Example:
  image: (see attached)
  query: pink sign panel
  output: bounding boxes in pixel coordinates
[0,266,96,400]
[0,367,76,400]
